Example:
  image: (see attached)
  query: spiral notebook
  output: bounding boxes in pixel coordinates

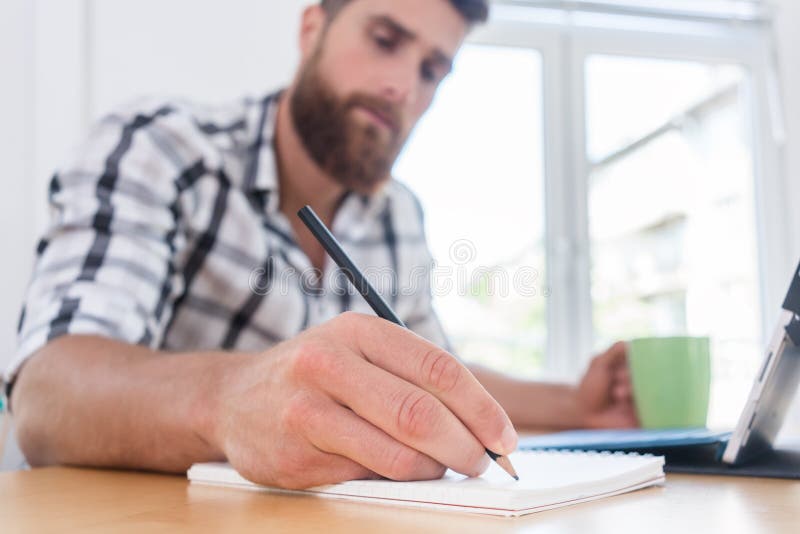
[188,450,665,517]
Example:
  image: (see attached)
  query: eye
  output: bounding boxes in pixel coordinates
[420,61,438,84]
[373,33,397,52]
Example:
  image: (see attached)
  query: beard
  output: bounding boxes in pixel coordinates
[290,51,406,194]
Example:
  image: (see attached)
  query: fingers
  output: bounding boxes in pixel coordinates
[317,352,490,477]
[595,341,628,370]
[613,382,633,402]
[304,396,447,481]
[612,368,633,401]
[591,343,632,401]
[615,367,631,383]
[578,341,641,429]
[334,313,516,456]
[279,451,377,490]
[580,341,633,410]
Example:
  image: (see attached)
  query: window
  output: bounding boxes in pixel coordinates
[395,2,786,428]
[585,56,762,427]
[394,44,547,378]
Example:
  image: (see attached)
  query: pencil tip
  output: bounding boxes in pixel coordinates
[492,453,519,481]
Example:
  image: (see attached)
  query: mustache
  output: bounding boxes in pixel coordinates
[344,94,402,134]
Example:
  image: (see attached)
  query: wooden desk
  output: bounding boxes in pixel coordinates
[1,467,798,533]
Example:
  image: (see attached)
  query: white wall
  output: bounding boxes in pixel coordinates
[0,0,36,382]
[771,0,800,439]
[0,0,35,470]
[773,0,800,261]
[88,0,306,118]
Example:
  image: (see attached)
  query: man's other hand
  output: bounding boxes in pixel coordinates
[575,341,639,429]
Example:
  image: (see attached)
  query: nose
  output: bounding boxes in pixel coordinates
[379,59,417,107]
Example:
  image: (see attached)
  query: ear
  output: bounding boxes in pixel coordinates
[298,5,327,62]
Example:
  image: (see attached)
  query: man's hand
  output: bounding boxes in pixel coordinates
[209,312,518,490]
[576,342,639,429]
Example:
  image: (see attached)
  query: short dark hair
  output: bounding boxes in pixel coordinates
[320,0,489,25]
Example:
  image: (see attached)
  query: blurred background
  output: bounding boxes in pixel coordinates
[1,0,799,466]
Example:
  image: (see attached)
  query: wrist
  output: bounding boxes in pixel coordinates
[561,385,586,429]
[187,351,257,460]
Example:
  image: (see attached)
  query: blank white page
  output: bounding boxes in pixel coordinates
[188,450,665,517]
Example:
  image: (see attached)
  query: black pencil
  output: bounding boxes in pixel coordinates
[298,205,518,481]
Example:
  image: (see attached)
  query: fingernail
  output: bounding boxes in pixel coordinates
[500,425,518,454]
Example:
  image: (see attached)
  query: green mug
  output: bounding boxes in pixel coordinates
[627,336,711,429]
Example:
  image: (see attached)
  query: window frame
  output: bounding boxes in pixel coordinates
[466,8,789,378]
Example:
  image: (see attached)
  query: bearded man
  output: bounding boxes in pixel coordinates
[6,0,636,489]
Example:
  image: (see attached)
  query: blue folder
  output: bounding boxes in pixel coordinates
[519,429,800,479]
[519,428,732,454]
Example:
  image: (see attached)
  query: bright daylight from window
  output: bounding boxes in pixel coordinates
[397,43,766,430]
[586,56,761,428]
[395,44,547,379]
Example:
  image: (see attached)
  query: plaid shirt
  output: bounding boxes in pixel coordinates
[5,90,450,383]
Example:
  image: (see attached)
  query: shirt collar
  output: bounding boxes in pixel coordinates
[243,90,282,202]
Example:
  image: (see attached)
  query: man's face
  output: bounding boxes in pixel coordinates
[290,0,469,194]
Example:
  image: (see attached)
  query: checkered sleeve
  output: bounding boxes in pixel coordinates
[5,100,189,383]
[405,246,455,355]
[392,182,455,355]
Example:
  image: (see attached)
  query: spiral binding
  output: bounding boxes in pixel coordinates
[518,448,655,458]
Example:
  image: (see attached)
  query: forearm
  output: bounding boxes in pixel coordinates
[11,335,247,472]
[469,364,583,430]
